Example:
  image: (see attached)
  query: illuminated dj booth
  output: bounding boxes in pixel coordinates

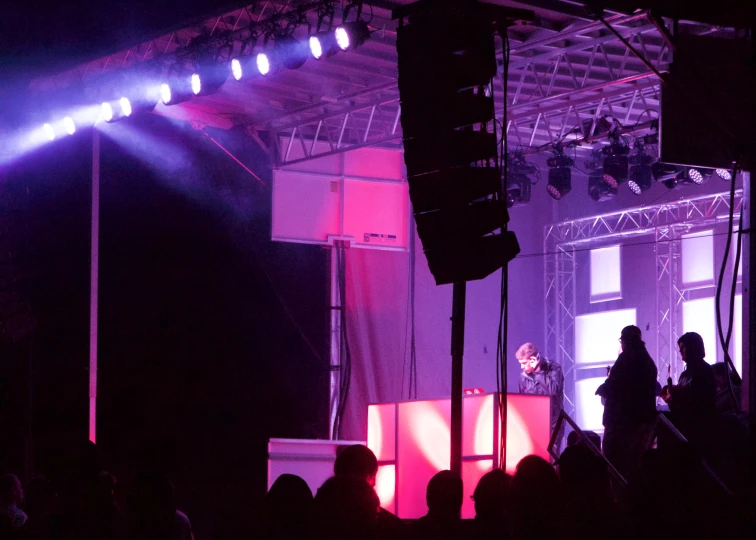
[367,393,550,519]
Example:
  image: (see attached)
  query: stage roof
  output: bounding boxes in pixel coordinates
[28,1,736,165]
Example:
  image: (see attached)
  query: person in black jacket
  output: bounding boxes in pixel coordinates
[516,343,564,432]
[661,332,716,433]
[595,325,658,478]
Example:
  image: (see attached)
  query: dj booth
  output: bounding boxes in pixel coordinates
[268,393,551,519]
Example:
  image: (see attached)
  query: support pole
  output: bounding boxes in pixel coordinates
[450,282,466,476]
[89,129,100,444]
[329,247,342,439]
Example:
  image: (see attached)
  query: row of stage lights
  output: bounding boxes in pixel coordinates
[36,2,371,140]
[507,132,734,207]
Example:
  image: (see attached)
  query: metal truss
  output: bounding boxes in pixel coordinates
[545,190,743,414]
[270,87,402,167]
[28,1,322,92]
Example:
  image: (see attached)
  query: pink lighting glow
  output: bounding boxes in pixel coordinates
[375,465,396,511]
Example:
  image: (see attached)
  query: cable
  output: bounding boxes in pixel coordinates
[714,162,741,410]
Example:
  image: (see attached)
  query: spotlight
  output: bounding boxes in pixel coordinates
[506,153,537,207]
[715,168,732,181]
[160,67,193,105]
[601,139,629,188]
[43,123,56,141]
[335,21,370,51]
[588,172,618,201]
[63,117,76,135]
[546,152,574,200]
[310,32,339,59]
[101,97,133,123]
[686,167,704,185]
[231,58,243,81]
[627,147,655,195]
[256,52,272,75]
[192,57,229,96]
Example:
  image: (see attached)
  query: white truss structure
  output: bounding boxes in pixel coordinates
[545,190,743,414]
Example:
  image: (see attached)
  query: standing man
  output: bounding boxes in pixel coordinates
[595,325,658,477]
[516,342,564,432]
[661,332,716,435]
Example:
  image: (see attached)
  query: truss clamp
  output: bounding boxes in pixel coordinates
[327,235,355,249]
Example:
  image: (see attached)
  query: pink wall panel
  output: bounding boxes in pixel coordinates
[382,394,550,519]
[367,403,396,462]
[343,179,408,250]
[343,147,404,180]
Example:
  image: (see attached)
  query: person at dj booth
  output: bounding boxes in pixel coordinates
[516,342,564,431]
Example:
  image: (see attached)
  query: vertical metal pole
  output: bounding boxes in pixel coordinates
[742,172,751,413]
[89,129,100,444]
[329,247,342,439]
[450,282,466,476]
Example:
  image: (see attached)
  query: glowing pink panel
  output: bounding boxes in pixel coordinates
[343,179,409,250]
[397,399,451,518]
[505,394,551,473]
[375,464,396,514]
[462,460,493,519]
[367,403,396,462]
[463,394,494,457]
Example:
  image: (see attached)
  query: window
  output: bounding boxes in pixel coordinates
[590,245,622,302]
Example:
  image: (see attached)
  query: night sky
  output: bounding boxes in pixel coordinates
[1,2,330,536]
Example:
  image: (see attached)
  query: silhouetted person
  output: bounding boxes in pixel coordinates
[558,445,631,540]
[595,325,657,477]
[333,445,406,537]
[509,456,560,540]
[661,332,716,437]
[516,343,564,433]
[470,469,511,539]
[126,472,194,540]
[92,471,126,540]
[313,476,380,540]
[410,470,463,540]
[253,474,312,539]
[0,474,27,532]
[566,430,601,450]
[712,361,741,415]
[19,476,61,540]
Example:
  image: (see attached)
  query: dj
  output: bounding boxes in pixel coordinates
[516,342,564,431]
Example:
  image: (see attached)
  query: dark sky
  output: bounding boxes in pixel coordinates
[1,1,250,81]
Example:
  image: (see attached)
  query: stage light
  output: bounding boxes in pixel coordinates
[120,97,132,117]
[652,162,684,189]
[546,152,574,200]
[63,117,76,135]
[310,31,339,59]
[101,97,133,123]
[601,139,629,188]
[191,57,229,96]
[627,146,655,195]
[686,167,704,185]
[506,153,537,208]
[335,21,370,51]
[588,172,617,201]
[231,58,243,81]
[43,123,55,141]
[715,168,732,181]
[160,67,193,105]
[256,52,271,75]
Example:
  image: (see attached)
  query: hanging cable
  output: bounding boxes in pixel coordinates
[714,162,741,411]
[334,244,352,439]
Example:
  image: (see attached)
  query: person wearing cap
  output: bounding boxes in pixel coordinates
[516,342,564,432]
[595,325,658,477]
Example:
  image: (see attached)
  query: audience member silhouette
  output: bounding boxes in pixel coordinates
[409,470,464,540]
[470,468,511,539]
[0,474,27,533]
[333,445,405,536]
[126,471,194,540]
[711,361,741,415]
[18,476,61,540]
[313,476,380,540]
[566,430,601,451]
[558,444,631,540]
[253,474,312,540]
[509,455,560,540]
[595,325,657,477]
